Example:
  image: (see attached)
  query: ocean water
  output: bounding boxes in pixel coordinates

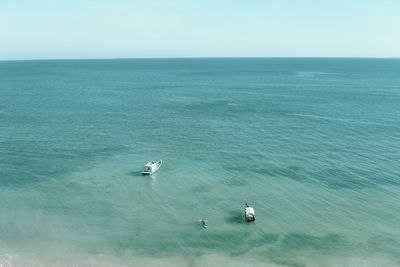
[0,58,400,266]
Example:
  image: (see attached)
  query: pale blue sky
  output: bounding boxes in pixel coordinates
[1,0,399,60]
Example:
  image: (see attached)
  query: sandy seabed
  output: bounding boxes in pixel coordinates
[1,252,398,267]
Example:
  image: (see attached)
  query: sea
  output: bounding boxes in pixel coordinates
[0,58,399,266]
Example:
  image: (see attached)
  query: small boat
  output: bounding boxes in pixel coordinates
[245,204,255,222]
[142,160,162,175]
[201,218,208,228]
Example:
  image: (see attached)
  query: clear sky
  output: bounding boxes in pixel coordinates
[1,0,399,60]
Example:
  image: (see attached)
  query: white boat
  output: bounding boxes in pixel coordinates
[142,160,162,175]
[245,204,255,222]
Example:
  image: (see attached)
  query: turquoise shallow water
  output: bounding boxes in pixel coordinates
[1,58,400,266]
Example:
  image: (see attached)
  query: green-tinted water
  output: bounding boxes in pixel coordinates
[1,58,400,266]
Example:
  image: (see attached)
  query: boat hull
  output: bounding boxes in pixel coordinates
[245,216,255,222]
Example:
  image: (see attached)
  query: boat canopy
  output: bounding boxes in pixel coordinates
[245,207,255,214]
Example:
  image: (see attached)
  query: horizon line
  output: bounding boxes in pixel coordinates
[1,56,399,62]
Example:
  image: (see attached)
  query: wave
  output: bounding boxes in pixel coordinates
[291,113,387,126]
[295,71,340,78]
